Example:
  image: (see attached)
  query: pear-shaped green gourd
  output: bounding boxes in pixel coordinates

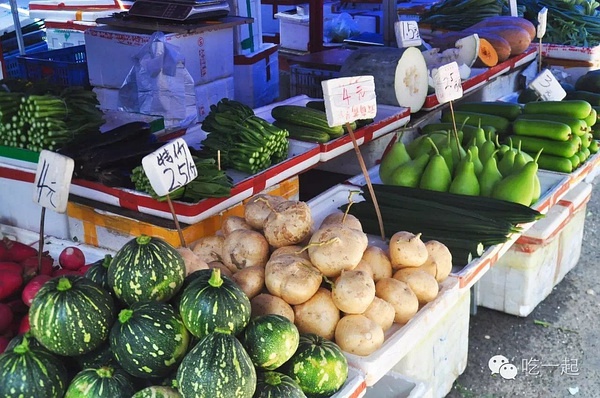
[492,149,543,206]
[479,132,497,165]
[511,141,528,174]
[496,135,510,157]
[531,173,541,205]
[497,140,517,176]
[388,152,430,188]
[379,136,412,184]
[419,138,452,192]
[478,150,503,197]
[406,135,432,159]
[469,144,484,177]
[440,132,455,173]
[450,133,467,167]
[449,149,480,196]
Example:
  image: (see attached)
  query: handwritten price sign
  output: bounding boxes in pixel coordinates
[395,20,421,48]
[142,138,198,197]
[321,76,377,127]
[433,62,463,104]
[32,150,74,213]
[529,69,566,101]
[537,7,548,38]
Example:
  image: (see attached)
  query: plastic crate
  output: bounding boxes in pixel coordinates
[3,41,48,79]
[289,64,339,98]
[16,45,89,87]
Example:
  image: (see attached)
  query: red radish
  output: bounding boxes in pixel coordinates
[78,264,92,275]
[6,298,29,316]
[0,303,13,334]
[52,268,80,277]
[0,271,23,301]
[0,262,22,275]
[3,238,38,263]
[18,315,30,335]
[22,275,52,307]
[59,247,86,270]
[20,255,54,280]
[0,241,8,261]
[0,336,9,353]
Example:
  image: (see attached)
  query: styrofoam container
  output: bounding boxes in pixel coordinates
[228,0,263,55]
[45,20,97,49]
[275,10,310,51]
[233,43,279,108]
[541,43,600,63]
[363,372,431,398]
[85,25,234,89]
[554,181,593,284]
[330,367,367,398]
[476,202,570,317]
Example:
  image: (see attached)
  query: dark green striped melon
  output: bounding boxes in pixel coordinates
[84,254,113,291]
[241,314,299,370]
[65,365,135,398]
[133,386,182,398]
[6,331,51,354]
[177,329,256,398]
[254,371,307,398]
[107,235,185,306]
[29,275,116,356]
[283,333,348,398]
[178,268,251,338]
[0,338,69,398]
[73,341,118,370]
[110,301,189,378]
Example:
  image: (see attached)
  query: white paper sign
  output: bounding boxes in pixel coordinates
[32,150,74,214]
[395,20,421,48]
[529,69,566,101]
[321,76,377,127]
[434,62,463,104]
[142,138,198,197]
[537,7,548,38]
[509,0,518,17]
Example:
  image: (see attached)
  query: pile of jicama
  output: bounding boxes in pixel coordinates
[177,193,453,357]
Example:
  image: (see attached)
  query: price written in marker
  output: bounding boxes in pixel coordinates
[529,69,566,101]
[32,150,74,214]
[142,138,198,197]
[395,20,421,48]
[433,62,464,104]
[321,76,377,127]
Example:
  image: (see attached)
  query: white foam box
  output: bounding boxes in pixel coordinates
[233,43,279,108]
[260,4,295,34]
[554,181,593,284]
[542,57,600,85]
[228,0,263,55]
[353,10,383,34]
[363,372,431,398]
[45,20,97,49]
[275,10,310,51]
[85,25,234,89]
[476,201,571,317]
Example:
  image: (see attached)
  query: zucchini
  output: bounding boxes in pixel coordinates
[454,101,522,120]
[272,120,331,143]
[515,113,588,137]
[271,105,344,137]
[564,90,600,106]
[512,119,572,141]
[440,111,511,135]
[524,152,573,173]
[523,100,592,119]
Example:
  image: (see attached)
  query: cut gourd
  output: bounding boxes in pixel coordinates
[474,38,499,67]
[455,34,480,68]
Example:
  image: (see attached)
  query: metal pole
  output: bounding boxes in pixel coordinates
[383,0,397,47]
[8,0,26,55]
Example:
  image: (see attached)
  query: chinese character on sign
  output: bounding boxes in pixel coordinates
[521,358,541,376]
[561,359,580,376]
[32,150,74,214]
[433,62,463,104]
[395,20,422,48]
[529,69,566,101]
[142,138,198,197]
[321,76,377,127]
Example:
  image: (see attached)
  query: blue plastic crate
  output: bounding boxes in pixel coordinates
[16,45,88,87]
[2,41,48,79]
[289,64,339,98]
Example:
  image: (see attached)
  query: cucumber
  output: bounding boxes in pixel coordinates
[509,135,579,158]
[512,119,572,141]
[565,90,600,106]
[305,100,326,112]
[523,100,592,119]
[584,107,597,127]
[515,113,588,137]
[454,101,522,120]
[272,120,331,143]
[524,152,573,173]
[440,111,511,135]
[271,105,344,137]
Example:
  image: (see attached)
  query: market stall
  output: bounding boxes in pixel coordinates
[1,1,600,397]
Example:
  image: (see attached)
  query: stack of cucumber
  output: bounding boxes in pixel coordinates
[270,104,346,143]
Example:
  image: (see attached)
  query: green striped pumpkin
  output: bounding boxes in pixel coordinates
[29,275,116,356]
[64,365,136,398]
[6,331,51,354]
[132,386,182,398]
[0,338,69,398]
[73,341,118,370]
[107,235,185,306]
[178,268,251,338]
[241,314,299,370]
[254,371,307,398]
[283,333,348,398]
[176,329,256,398]
[110,301,190,378]
[84,254,113,292]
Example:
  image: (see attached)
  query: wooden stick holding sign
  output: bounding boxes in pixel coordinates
[321,75,385,240]
[32,150,75,273]
[142,138,198,248]
[433,62,464,159]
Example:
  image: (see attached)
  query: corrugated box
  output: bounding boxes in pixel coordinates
[234,43,279,108]
[85,25,234,89]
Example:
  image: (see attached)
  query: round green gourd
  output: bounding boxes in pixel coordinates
[84,254,113,292]
[6,331,51,354]
[254,371,307,398]
[0,338,69,398]
[240,314,299,370]
[176,329,256,398]
[132,386,182,398]
[107,235,185,306]
[73,341,118,370]
[110,301,189,378]
[64,365,135,398]
[178,268,251,338]
[283,333,348,398]
[29,275,116,356]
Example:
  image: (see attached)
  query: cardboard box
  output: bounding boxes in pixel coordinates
[234,43,279,108]
[228,0,263,55]
[85,25,234,89]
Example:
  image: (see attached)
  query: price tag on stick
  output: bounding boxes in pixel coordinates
[529,69,566,101]
[321,76,385,240]
[395,20,421,48]
[32,150,75,272]
[537,7,548,72]
[142,138,198,247]
[433,62,464,104]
